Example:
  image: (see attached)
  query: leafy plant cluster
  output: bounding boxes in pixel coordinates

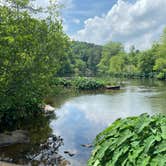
[52,78,72,87]
[73,77,104,90]
[88,113,166,166]
[52,77,105,90]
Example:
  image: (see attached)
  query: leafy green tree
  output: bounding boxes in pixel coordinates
[109,54,126,75]
[138,47,156,77]
[154,58,166,79]
[98,41,124,74]
[154,28,166,79]
[69,41,102,76]
[0,1,70,123]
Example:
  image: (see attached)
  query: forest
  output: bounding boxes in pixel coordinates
[0,0,166,165]
[66,38,166,80]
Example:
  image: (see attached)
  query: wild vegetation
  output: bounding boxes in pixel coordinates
[0,0,166,165]
[66,30,166,80]
[71,77,104,90]
[0,0,70,124]
[52,77,105,90]
[88,113,166,166]
[69,41,102,76]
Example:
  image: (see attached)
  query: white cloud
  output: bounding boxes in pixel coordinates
[57,0,74,9]
[72,18,80,24]
[73,0,166,50]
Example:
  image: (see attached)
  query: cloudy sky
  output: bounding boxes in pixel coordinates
[36,0,166,50]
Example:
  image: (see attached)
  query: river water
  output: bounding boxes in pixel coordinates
[49,79,166,166]
[0,79,166,165]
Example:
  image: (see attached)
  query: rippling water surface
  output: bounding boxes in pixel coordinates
[49,80,166,165]
[0,80,166,165]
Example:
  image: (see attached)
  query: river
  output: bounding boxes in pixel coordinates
[49,79,166,165]
[0,79,166,165]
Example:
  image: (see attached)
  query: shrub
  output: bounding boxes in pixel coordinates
[73,77,104,90]
[88,113,166,166]
[52,78,72,87]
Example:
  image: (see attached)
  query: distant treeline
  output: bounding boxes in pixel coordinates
[57,41,102,76]
[62,30,166,80]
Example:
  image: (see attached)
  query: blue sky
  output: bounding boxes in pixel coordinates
[61,0,118,35]
[61,0,137,36]
[36,0,166,50]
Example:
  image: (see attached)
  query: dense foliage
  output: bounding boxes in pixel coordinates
[68,28,166,80]
[67,41,102,76]
[52,77,105,90]
[73,77,104,90]
[88,113,166,166]
[0,0,70,123]
[97,28,166,79]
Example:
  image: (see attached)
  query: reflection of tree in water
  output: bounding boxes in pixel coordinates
[0,114,68,165]
[29,134,70,165]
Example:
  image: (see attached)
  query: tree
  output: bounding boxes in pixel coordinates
[154,28,166,79]
[69,41,102,76]
[138,48,156,77]
[0,1,70,123]
[109,54,126,75]
[98,41,124,74]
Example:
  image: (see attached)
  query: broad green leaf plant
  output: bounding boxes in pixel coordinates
[88,113,166,166]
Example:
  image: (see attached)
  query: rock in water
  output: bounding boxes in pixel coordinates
[0,130,29,147]
[81,144,93,148]
[64,151,76,157]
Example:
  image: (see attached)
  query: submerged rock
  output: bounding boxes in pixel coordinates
[64,150,76,157]
[81,144,93,148]
[59,159,71,166]
[0,130,29,147]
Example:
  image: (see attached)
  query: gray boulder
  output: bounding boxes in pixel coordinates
[0,130,29,147]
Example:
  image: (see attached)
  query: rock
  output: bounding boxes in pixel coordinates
[0,130,29,147]
[105,85,120,90]
[59,159,71,166]
[44,105,55,114]
[0,162,22,166]
[81,144,93,148]
[64,151,76,157]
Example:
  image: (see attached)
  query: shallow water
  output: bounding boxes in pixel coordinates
[0,79,166,165]
[49,80,166,165]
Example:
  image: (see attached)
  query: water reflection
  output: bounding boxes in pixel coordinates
[0,115,53,164]
[50,80,166,166]
[0,80,165,165]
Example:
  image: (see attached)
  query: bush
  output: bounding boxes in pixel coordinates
[73,77,104,90]
[88,113,166,166]
[52,77,106,90]
[52,78,72,87]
